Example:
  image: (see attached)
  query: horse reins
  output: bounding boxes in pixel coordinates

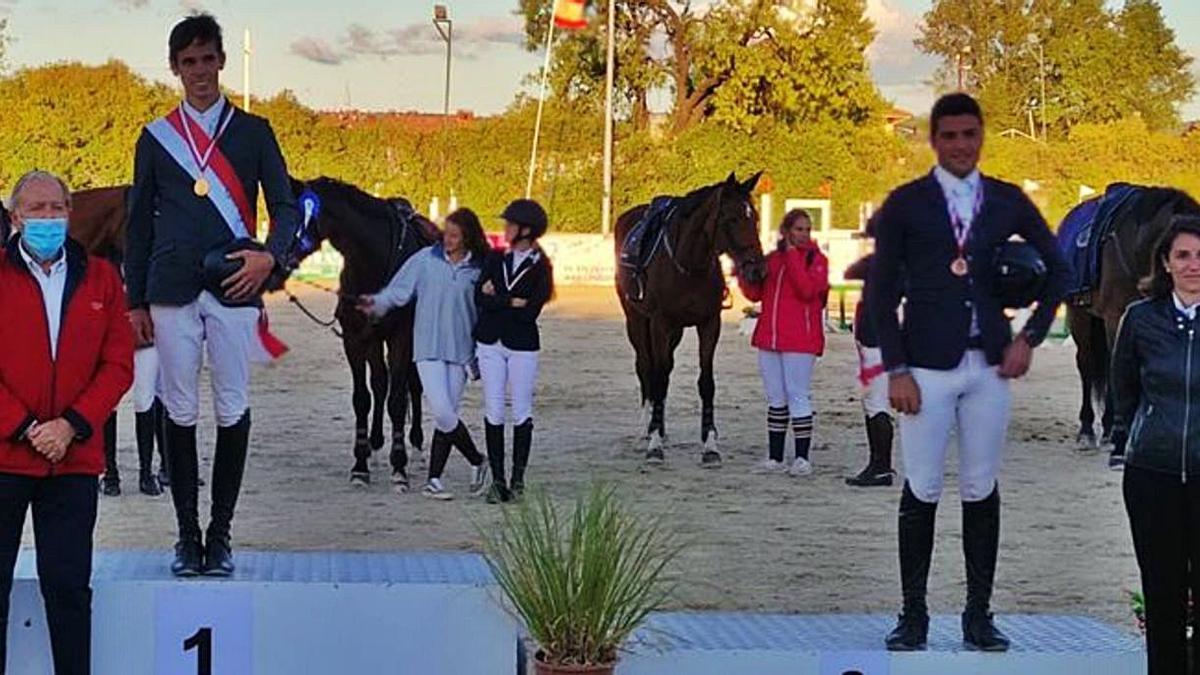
[280,191,425,340]
[280,184,344,338]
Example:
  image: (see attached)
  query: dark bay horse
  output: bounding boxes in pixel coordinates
[285,176,438,487]
[1065,186,1200,458]
[615,172,767,466]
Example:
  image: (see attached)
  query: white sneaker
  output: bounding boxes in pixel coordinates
[469,464,490,496]
[422,478,454,500]
[754,459,787,474]
[787,457,813,477]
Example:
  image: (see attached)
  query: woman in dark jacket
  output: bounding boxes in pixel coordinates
[1112,214,1200,675]
[475,199,554,503]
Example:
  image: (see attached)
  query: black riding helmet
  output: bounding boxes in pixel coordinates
[203,237,268,307]
[500,199,548,242]
[992,240,1048,309]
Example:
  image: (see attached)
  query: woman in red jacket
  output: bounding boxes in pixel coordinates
[739,208,829,477]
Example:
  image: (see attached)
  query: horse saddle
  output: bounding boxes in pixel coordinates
[620,196,677,302]
[1056,183,1143,302]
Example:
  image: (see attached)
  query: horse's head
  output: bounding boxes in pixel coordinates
[262,176,330,292]
[711,171,767,284]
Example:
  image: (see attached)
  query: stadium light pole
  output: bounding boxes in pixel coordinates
[433,5,453,119]
[434,5,453,210]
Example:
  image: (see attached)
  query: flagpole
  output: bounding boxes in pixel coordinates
[525,16,557,199]
[601,0,615,237]
[243,28,252,112]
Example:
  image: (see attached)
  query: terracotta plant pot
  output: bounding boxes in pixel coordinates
[533,652,616,675]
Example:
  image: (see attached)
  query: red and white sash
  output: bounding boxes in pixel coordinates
[145,102,256,239]
[145,101,287,363]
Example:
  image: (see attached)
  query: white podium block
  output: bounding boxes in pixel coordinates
[618,613,1145,675]
[7,550,518,675]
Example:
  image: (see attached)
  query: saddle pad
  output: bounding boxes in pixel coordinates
[1056,183,1143,298]
[620,196,676,271]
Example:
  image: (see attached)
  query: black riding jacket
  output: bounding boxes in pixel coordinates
[1112,295,1200,480]
[474,249,552,352]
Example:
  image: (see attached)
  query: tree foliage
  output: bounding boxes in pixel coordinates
[516,0,884,134]
[918,0,1195,135]
[2,61,1200,236]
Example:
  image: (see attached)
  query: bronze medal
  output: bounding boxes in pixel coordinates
[194,178,210,197]
[950,256,969,277]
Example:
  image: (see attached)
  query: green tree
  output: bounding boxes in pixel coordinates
[919,0,1195,135]
[517,0,883,134]
[0,61,176,190]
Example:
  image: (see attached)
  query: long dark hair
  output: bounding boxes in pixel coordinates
[1140,214,1200,298]
[445,208,491,262]
[777,208,812,253]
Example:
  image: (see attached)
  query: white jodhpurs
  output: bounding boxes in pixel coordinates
[416,359,468,433]
[477,341,540,426]
[132,346,162,414]
[899,350,1011,504]
[150,291,259,427]
[857,344,890,417]
[758,350,817,419]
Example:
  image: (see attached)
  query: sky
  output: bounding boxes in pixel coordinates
[3,0,1198,119]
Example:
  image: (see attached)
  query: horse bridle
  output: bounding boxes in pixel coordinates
[661,188,757,278]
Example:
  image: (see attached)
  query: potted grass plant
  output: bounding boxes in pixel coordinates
[481,483,681,675]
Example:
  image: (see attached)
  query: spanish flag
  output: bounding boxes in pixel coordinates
[553,0,587,30]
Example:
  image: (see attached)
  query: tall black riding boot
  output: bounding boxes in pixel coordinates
[135,407,163,496]
[101,414,120,496]
[153,398,171,488]
[962,487,1009,651]
[511,419,533,497]
[886,482,937,651]
[484,422,511,504]
[165,418,202,577]
[847,413,896,487]
[206,411,251,577]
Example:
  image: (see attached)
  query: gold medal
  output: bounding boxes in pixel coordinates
[950,256,969,277]
[194,177,210,197]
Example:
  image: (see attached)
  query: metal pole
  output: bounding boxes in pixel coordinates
[1039,43,1047,141]
[601,0,616,237]
[526,18,556,199]
[443,22,452,118]
[243,28,251,112]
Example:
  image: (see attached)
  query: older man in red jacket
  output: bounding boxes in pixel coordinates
[0,170,134,675]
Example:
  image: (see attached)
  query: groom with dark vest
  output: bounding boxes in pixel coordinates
[125,13,299,577]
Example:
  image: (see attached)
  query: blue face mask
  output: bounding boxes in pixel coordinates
[21,218,68,261]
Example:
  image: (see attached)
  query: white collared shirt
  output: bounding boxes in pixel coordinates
[509,247,534,272]
[19,242,67,360]
[933,165,983,337]
[182,97,226,138]
[933,165,982,229]
[1174,292,1199,320]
